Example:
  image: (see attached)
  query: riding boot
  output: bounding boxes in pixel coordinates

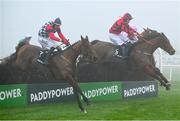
[121,44,128,59]
[43,47,55,65]
[117,46,122,57]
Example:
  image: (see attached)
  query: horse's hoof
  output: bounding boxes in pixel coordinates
[165,83,171,91]
[160,83,163,86]
[166,86,170,91]
[81,109,87,114]
[167,82,171,87]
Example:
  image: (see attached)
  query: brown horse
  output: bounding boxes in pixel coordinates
[14,36,98,113]
[88,28,175,90]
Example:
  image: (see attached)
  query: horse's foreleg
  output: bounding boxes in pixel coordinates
[154,67,170,84]
[153,67,171,90]
[73,76,90,105]
[65,75,87,113]
[143,65,167,89]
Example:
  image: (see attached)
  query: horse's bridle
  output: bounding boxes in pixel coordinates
[136,50,153,56]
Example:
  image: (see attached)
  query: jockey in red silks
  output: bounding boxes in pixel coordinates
[37,17,70,64]
[109,13,138,58]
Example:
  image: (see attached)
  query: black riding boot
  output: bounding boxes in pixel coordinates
[121,44,128,59]
[43,47,55,65]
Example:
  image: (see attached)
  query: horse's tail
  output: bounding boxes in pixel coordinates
[16,39,30,52]
[11,39,31,62]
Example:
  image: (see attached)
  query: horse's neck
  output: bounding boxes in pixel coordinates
[136,37,160,54]
[63,42,80,63]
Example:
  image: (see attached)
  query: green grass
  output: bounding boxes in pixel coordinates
[0,80,180,120]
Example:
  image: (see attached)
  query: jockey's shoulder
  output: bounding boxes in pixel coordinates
[116,18,124,25]
[46,24,53,30]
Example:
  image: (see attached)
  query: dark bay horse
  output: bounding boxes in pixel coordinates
[89,28,175,90]
[14,36,98,113]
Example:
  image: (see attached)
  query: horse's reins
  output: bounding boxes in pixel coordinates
[58,42,81,65]
[136,50,153,56]
[135,32,154,56]
[136,32,154,46]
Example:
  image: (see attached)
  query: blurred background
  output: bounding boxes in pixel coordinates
[0,0,179,58]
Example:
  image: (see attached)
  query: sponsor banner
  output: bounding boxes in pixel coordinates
[27,83,75,104]
[80,82,122,101]
[122,81,158,99]
[0,84,27,106]
[0,81,158,106]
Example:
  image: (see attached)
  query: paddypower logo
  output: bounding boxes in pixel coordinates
[30,87,74,103]
[83,85,119,99]
[0,88,22,101]
[123,84,156,98]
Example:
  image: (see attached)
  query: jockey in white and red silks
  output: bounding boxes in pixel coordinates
[109,13,139,58]
[38,17,70,64]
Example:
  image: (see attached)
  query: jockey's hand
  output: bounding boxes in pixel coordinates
[63,39,70,46]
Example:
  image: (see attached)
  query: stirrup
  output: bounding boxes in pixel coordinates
[114,54,128,59]
[37,59,44,64]
[37,59,49,65]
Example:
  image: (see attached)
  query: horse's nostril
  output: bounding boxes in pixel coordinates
[172,50,175,54]
[170,50,175,55]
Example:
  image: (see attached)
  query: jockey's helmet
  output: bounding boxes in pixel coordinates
[54,17,61,25]
[123,13,133,21]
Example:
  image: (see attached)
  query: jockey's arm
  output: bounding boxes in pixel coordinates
[58,32,68,41]
[49,32,60,42]
[46,25,60,42]
[57,28,70,45]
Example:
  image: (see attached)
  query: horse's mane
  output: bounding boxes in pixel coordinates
[16,39,30,52]
[91,40,100,45]
[0,40,30,65]
[92,40,115,47]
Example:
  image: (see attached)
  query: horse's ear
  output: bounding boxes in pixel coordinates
[85,36,89,42]
[143,28,147,31]
[161,32,165,36]
[81,35,84,40]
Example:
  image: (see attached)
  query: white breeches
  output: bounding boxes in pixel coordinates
[38,36,62,50]
[109,32,138,45]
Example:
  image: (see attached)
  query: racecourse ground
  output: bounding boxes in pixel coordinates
[0,68,180,120]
